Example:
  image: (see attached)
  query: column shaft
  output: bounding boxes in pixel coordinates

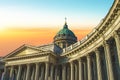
[26,64,30,80]
[87,55,92,80]
[45,63,49,80]
[70,61,74,80]
[104,41,114,80]
[35,63,39,80]
[78,58,83,80]
[23,68,27,80]
[83,62,87,80]
[16,65,22,80]
[40,66,45,80]
[32,67,35,79]
[75,64,78,80]
[55,67,57,80]
[9,66,14,80]
[3,67,9,80]
[50,64,54,80]
[62,64,66,80]
[114,31,120,66]
[95,49,103,80]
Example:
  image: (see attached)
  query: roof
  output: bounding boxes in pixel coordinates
[37,43,62,54]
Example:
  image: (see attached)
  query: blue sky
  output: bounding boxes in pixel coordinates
[0,0,114,29]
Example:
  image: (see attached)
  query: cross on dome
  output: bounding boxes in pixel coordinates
[65,17,67,24]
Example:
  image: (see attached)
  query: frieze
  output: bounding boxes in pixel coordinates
[6,56,48,66]
[104,28,112,37]
[49,56,57,64]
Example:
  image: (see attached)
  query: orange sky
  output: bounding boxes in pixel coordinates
[0,28,92,56]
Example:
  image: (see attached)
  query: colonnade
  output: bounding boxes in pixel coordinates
[60,32,120,80]
[1,63,50,80]
[62,31,120,80]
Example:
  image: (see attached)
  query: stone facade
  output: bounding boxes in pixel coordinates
[1,0,120,80]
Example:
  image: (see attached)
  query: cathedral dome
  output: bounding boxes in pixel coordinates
[56,23,76,37]
[54,20,77,49]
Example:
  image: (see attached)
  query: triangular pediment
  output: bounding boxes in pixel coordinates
[5,44,44,58]
[15,47,39,56]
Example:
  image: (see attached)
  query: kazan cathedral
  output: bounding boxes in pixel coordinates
[0,0,120,80]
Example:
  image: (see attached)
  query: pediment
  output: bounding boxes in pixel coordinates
[15,47,39,56]
[5,44,43,58]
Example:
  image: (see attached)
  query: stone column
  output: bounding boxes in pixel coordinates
[23,67,27,80]
[78,58,83,80]
[92,56,97,80]
[35,63,39,80]
[26,64,31,80]
[95,49,103,80]
[32,66,35,80]
[75,63,78,80]
[9,66,14,80]
[50,64,54,80]
[3,67,9,80]
[70,61,74,80]
[104,41,114,80]
[16,65,22,80]
[114,31,120,66]
[62,64,66,80]
[55,66,58,80]
[40,65,45,80]
[83,62,87,80]
[45,62,49,80]
[67,66,71,80]
[87,55,92,80]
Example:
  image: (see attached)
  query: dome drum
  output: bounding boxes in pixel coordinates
[54,36,77,42]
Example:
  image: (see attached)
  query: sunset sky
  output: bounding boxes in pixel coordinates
[0,0,114,56]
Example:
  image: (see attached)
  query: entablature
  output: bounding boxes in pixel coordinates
[4,51,57,66]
